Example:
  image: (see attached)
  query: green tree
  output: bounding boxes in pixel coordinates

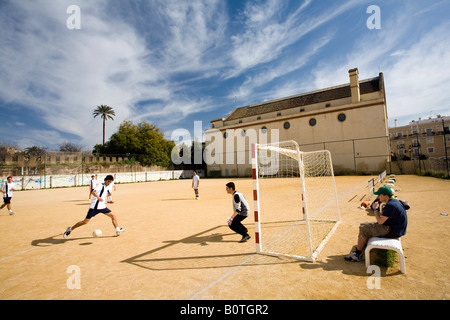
[93,105,116,145]
[93,120,175,167]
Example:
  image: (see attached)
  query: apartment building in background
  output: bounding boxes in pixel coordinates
[389,115,450,160]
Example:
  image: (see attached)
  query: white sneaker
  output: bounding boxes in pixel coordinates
[63,227,72,239]
[116,228,126,236]
[9,211,15,215]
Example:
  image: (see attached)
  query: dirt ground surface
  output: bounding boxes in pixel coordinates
[0,175,448,300]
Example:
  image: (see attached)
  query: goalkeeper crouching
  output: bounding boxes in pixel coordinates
[225,182,251,243]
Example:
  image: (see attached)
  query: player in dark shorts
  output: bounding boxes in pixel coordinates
[64,175,125,238]
[1,176,16,215]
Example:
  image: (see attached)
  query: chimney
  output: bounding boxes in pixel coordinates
[349,68,360,103]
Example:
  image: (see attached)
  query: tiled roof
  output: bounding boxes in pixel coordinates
[225,76,381,121]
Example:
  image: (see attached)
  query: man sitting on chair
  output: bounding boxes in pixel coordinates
[345,186,408,262]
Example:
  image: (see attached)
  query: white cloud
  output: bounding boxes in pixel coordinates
[386,21,450,125]
[390,50,407,57]
[155,0,228,74]
[226,0,311,78]
[230,34,333,101]
[0,0,161,148]
[13,128,68,151]
[134,97,216,129]
[309,4,450,127]
[0,0,228,149]
[224,0,362,81]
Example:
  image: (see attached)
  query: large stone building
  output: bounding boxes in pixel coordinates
[205,68,391,177]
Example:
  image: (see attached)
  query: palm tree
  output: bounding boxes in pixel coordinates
[93,105,116,145]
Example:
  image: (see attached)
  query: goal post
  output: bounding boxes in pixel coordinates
[251,141,340,261]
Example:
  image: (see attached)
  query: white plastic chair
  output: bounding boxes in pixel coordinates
[365,237,406,274]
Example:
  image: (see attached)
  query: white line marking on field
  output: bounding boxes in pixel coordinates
[0,247,39,263]
[188,178,370,300]
[188,253,257,300]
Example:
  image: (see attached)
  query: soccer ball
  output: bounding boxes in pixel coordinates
[92,229,102,237]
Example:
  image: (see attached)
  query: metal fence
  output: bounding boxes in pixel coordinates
[390,158,450,177]
[0,151,188,190]
[1,170,185,191]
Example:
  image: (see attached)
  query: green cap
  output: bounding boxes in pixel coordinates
[374,186,393,197]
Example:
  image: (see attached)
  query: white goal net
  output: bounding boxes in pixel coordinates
[252,141,340,261]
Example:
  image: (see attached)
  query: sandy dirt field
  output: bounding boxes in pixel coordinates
[0,175,448,300]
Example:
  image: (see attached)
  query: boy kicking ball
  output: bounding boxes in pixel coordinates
[64,175,125,238]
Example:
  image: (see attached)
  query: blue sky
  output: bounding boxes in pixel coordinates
[1,0,449,151]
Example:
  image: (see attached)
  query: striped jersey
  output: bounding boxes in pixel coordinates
[89,183,113,210]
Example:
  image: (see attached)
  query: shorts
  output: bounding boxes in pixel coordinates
[3,197,11,204]
[359,222,398,239]
[86,208,111,219]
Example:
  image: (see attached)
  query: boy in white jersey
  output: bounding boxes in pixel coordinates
[64,175,125,238]
[1,176,16,215]
[192,170,200,200]
[226,182,251,243]
[89,175,98,200]
[107,180,116,203]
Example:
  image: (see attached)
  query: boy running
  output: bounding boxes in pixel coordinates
[64,175,125,238]
[107,180,116,203]
[1,176,16,215]
[89,175,98,200]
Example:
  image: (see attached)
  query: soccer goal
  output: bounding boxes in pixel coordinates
[251,141,340,262]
